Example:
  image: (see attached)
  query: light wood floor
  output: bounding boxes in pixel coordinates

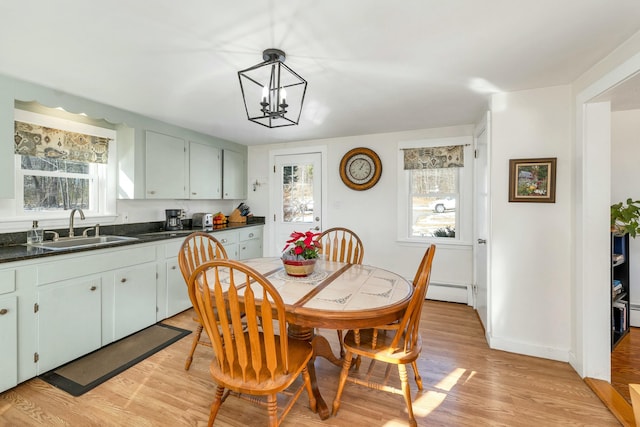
[0,301,620,426]
[612,327,640,404]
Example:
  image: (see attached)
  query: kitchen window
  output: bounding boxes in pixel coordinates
[13,108,116,219]
[397,136,472,244]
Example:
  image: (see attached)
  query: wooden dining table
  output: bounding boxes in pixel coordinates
[234,257,414,420]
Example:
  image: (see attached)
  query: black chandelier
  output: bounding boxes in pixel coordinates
[237,48,307,128]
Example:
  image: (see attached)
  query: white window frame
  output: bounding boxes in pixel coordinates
[11,109,117,221]
[397,136,473,246]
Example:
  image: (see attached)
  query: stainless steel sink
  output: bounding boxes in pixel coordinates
[27,235,139,251]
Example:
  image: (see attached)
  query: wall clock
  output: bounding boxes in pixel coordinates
[339,147,382,191]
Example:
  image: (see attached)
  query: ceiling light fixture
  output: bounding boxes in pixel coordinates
[237,48,307,128]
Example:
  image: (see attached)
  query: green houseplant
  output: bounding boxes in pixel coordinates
[611,198,640,238]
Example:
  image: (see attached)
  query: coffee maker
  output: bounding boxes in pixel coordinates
[165,209,183,231]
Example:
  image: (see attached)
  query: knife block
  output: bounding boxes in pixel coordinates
[228,209,246,223]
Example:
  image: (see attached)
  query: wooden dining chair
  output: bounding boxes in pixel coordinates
[178,232,228,370]
[332,244,436,427]
[189,259,316,427]
[317,227,364,264]
[317,227,364,356]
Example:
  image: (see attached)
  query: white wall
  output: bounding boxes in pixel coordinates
[489,85,573,361]
[612,109,640,324]
[245,126,475,299]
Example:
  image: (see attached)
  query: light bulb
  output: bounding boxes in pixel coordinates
[279,88,287,104]
[261,85,268,103]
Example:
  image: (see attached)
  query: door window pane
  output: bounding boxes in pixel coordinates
[282,164,314,223]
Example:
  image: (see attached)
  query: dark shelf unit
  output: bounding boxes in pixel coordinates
[612,233,630,349]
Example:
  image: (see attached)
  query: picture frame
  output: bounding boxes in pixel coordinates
[508,157,557,203]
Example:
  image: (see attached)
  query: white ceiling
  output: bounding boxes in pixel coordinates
[2,1,640,145]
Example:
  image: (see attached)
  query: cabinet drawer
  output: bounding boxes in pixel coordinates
[240,227,262,241]
[164,239,184,259]
[212,230,238,246]
[38,245,156,285]
[0,269,16,294]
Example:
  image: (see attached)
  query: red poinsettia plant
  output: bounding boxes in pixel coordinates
[282,231,321,260]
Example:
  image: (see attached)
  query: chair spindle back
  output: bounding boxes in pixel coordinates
[191,260,290,381]
[318,227,364,264]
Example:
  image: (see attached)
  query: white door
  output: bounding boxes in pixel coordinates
[474,121,490,333]
[273,153,322,255]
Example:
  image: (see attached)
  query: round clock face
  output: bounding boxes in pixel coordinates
[340,147,382,190]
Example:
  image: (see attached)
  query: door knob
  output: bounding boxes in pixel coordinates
[477,239,487,244]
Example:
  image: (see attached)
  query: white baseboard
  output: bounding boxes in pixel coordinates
[488,334,571,363]
[426,282,469,305]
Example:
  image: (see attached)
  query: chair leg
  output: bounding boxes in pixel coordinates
[185,322,204,370]
[301,366,317,413]
[337,330,345,357]
[267,394,278,427]
[332,350,354,416]
[411,361,423,390]
[208,385,225,427]
[398,364,417,427]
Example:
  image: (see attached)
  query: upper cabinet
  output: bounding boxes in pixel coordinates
[189,141,222,199]
[145,131,188,199]
[223,149,247,199]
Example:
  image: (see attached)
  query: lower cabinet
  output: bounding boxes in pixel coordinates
[37,276,102,374]
[112,263,157,341]
[0,295,17,391]
[166,248,190,318]
[239,227,263,259]
[215,229,239,259]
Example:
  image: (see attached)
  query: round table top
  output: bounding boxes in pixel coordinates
[236,257,414,329]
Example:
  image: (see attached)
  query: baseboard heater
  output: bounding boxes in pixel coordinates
[426,281,469,305]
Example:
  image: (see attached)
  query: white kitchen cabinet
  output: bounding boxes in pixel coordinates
[37,276,102,374]
[214,229,239,259]
[145,130,188,199]
[112,263,157,341]
[0,295,17,391]
[239,226,263,259]
[189,141,222,199]
[160,238,191,319]
[222,149,247,199]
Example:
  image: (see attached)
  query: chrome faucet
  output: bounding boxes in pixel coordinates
[69,208,85,238]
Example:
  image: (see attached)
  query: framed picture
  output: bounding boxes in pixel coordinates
[508,157,557,203]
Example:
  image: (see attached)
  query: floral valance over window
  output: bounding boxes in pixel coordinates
[402,145,464,170]
[14,120,111,164]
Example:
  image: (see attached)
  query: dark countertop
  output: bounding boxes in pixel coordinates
[0,218,265,264]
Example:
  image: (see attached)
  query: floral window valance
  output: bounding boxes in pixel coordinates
[402,145,464,170]
[14,120,111,164]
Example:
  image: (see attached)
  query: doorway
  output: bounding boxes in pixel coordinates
[474,119,490,334]
[577,59,640,382]
[272,152,323,255]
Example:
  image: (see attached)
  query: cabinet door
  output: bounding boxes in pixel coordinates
[167,258,191,317]
[0,296,17,392]
[37,277,102,374]
[222,149,246,199]
[214,230,239,260]
[145,131,187,199]
[113,263,157,341]
[189,141,222,199]
[239,227,263,260]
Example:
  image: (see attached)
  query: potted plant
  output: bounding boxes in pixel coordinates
[611,198,640,237]
[282,231,321,276]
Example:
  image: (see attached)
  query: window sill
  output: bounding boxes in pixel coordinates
[396,238,473,249]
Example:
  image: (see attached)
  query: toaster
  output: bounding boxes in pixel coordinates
[192,213,213,230]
